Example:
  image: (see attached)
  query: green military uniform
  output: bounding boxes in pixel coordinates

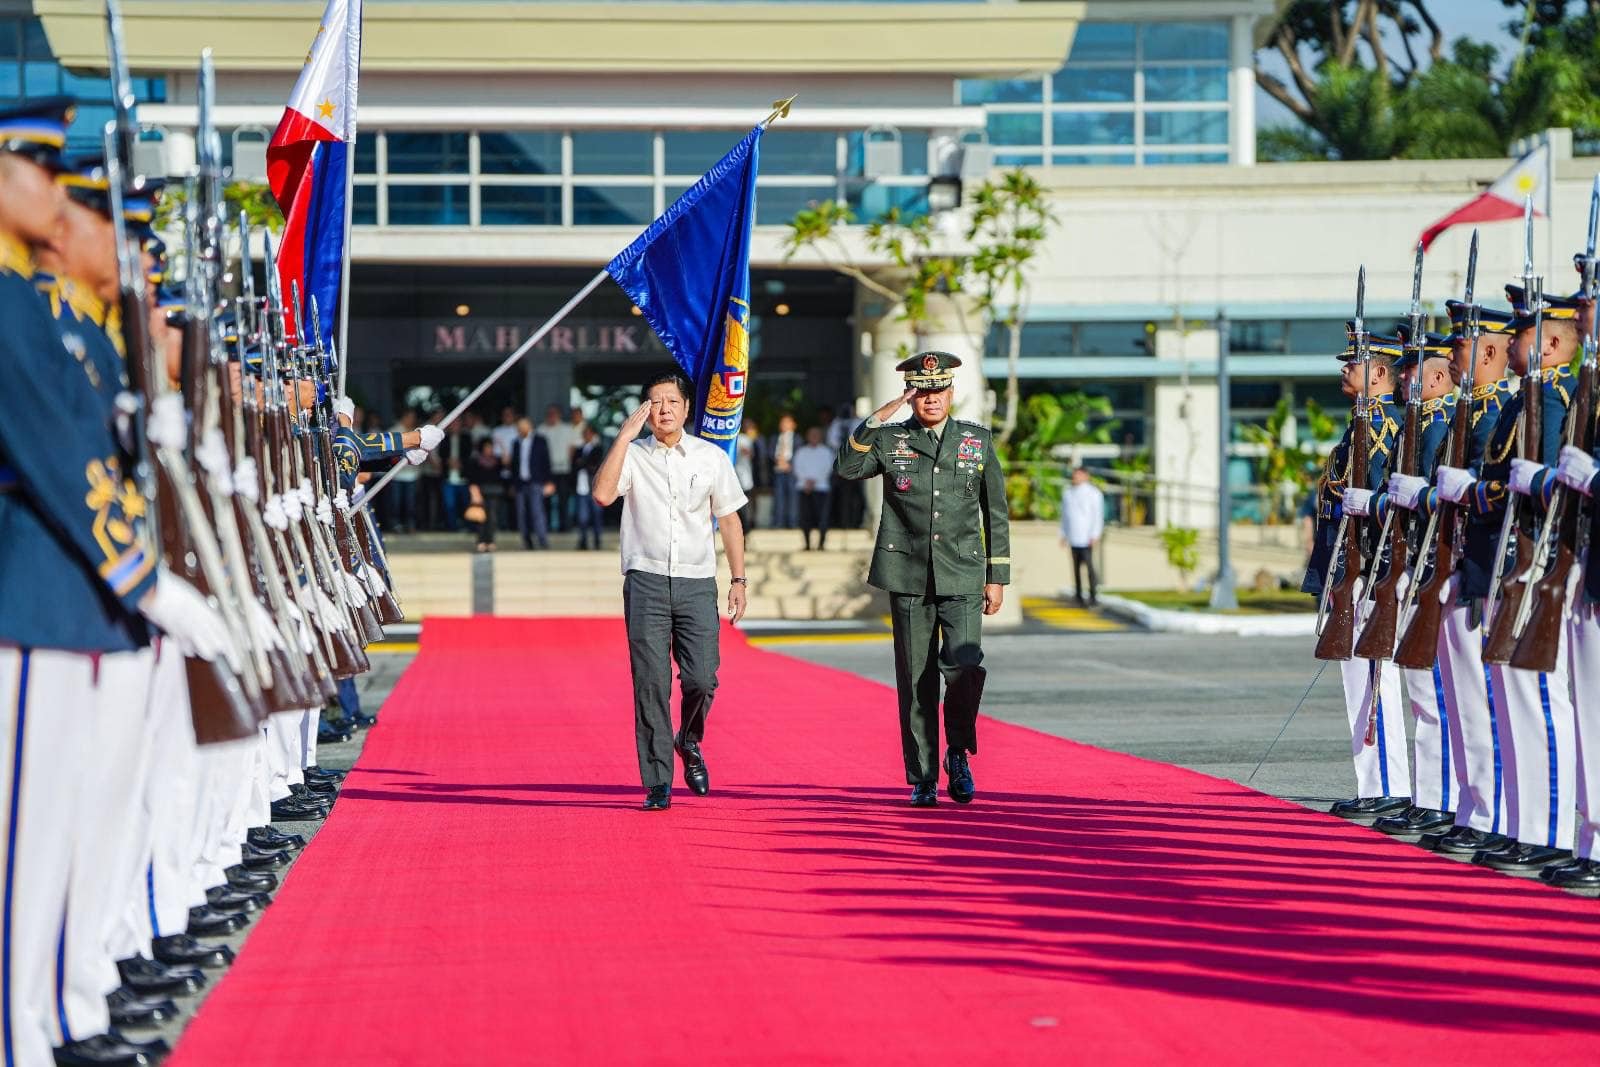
[833,351,1010,786]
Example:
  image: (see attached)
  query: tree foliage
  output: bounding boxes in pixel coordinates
[1256,0,1600,161]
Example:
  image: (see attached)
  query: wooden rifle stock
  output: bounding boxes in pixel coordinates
[1484,359,1545,664]
[1355,401,1421,659]
[1393,499,1460,668]
[1315,408,1369,662]
[1511,357,1596,670]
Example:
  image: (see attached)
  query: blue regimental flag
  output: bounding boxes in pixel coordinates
[607,126,761,459]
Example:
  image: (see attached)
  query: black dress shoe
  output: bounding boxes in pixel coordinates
[1543,858,1600,888]
[642,785,671,811]
[116,956,205,996]
[1329,795,1411,819]
[53,1034,157,1066]
[225,867,278,893]
[269,798,328,823]
[187,905,247,937]
[1477,843,1572,871]
[675,737,709,796]
[317,723,354,745]
[206,886,269,913]
[106,1032,168,1057]
[106,988,177,1028]
[1373,806,1455,836]
[347,712,377,729]
[303,766,346,782]
[248,826,305,852]
[943,749,974,804]
[909,782,938,807]
[152,934,234,969]
[292,779,338,799]
[1427,827,1509,855]
[241,843,292,870]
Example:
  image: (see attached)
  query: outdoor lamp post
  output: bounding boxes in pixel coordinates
[1210,308,1238,610]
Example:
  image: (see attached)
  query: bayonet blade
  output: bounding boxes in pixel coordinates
[1464,229,1478,307]
[1587,174,1599,260]
[1524,194,1536,280]
[1355,265,1366,331]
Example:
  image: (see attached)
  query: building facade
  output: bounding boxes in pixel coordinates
[16,0,1600,525]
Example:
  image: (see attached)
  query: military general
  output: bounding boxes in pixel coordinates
[834,351,1010,807]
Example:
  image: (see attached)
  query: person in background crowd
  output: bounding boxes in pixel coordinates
[512,416,554,550]
[539,403,578,533]
[466,408,492,448]
[417,410,445,531]
[362,410,384,435]
[793,426,834,551]
[440,416,472,532]
[830,400,865,529]
[772,412,798,528]
[1297,486,1317,564]
[465,437,505,552]
[1059,466,1105,606]
[735,417,758,536]
[490,404,520,460]
[743,419,771,525]
[388,408,421,534]
[573,423,606,550]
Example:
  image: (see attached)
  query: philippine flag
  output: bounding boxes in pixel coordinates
[267,0,361,346]
[1419,142,1550,252]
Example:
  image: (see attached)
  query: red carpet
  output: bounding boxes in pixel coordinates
[172,618,1600,1066]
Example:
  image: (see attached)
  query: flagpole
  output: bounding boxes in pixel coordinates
[353,269,609,512]
[335,0,361,399]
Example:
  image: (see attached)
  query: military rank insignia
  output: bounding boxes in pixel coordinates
[894,474,912,492]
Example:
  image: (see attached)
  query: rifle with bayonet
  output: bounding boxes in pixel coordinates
[1355,243,1427,661]
[1395,230,1481,669]
[104,0,259,741]
[1510,175,1600,671]
[1483,197,1545,663]
[1315,267,1372,662]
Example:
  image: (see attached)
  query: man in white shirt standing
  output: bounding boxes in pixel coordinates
[791,427,835,550]
[537,404,578,533]
[1059,466,1105,606]
[592,370,749,811]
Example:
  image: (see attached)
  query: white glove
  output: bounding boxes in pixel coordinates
[280,489,303,522]
[1388,474,1428,511]
[308,582,344,630]
[1509,458,1543,496]
[1557,445,1599,496]
[335,489,352,512]
[247,596,286,653]
[195,428,233,495]
[263,494,289,531]
[316,496,334,527]
[343,569,367,605]
[139,568,237,666]
[405,448,429,466]
[1436,465,1476,504]
[147,393,187,451]
[1342,488,1373,517]
[234,457,260,504]
[359,563,388,598]
[334,397,355,421]
[282,597,315,654]
[418,424,444,451]
[297,481,315,509]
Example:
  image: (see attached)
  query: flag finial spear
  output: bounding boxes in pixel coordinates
[763,94,797,128]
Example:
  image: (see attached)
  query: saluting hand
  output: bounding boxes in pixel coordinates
[872,387,918,424]
[622,399,654,439]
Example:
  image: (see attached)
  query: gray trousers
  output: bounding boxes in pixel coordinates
[623,570,721,788]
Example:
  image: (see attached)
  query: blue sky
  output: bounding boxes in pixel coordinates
[1256,0,1529,130]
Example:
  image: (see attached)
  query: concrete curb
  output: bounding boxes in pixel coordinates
[1096,593,1317,637]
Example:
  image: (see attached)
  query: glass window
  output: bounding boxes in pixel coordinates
[571,131,652,175]
[994,150,1043,168]
[756,184,837,227]
[844,129,927,178]
[387,185,469,226]
[480,131,562,176]
[354,133,376,174]
[1229,319,1288,354]
[353,185,376,226]
[23,61,58,95]
[1053,66,1134,104]
[481,186,562,226]
[1145,64,1229,103]
[1144,110,1229,145]
[664,130,741,176]
[572,185,653,226]
[1068,22,1136,63]
[1287,318,1350,356]
[958,78,1043,105]
[138,76,167,104]
[1052,152,1135,166]
[1080,321,1152,356]
[848,182,926,222]
[1144,151,1229,165]
[1053,111,1135,146]
[62,70,109,97]
[1230,382,1282,409]
[0,18,18,60]
[66,104,112,154]
[759,130,837,176]
[0,65,16,99]
[1144,21,1230,62]
[386,132,469,175]
[21,17,50,59]
[986,112,1043,146]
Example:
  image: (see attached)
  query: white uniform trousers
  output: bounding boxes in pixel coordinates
[1569,596,1600,862]
[192,736,254,892]
[135,641,202,941]
[60,647,155,1044]
[1339,655,1409,798]
[1401,660,1459,813]
[0,648,93,1067]
[1437,594,1506,834]
[262,710,305,803]
[1488,618,1576,850]
[297,707,318,771]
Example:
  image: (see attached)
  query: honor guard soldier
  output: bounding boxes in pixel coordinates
[1391,302,1517,857]
[1434,285,1581,872]
[833,351,1010,807]
[1304,328,1409,818]
[1346,327,1460,837]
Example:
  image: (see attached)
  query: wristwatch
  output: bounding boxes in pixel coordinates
[730,576,748,585]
